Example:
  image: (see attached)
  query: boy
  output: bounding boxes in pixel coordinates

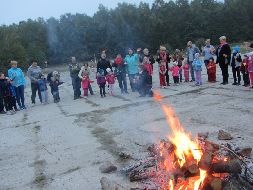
[38,74,48,104]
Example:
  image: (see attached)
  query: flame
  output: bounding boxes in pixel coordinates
[153,91,207,190]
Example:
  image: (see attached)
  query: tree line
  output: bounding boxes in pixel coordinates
[0,0,252,72]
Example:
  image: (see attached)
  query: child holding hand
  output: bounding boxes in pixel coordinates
[207,58,216,82]
[81,73,94,98]
[105,68,116,96]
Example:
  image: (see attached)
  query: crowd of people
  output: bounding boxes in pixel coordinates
[1,36,253,115]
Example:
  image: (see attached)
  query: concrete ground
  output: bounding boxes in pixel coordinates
[0,65,253,190]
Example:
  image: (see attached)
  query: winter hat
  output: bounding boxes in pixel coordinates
[71,57,76,64]
[233,45,240,53]
[106,68,111,73]
[195,53,200,59]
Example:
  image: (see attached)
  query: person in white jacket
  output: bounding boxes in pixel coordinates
[78,63,94,95]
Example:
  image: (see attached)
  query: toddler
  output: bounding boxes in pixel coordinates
[105,68,116,96]
[207,58,216,82]
[97,69,106,98]
[159,60,167,88]
[182,59,190,82]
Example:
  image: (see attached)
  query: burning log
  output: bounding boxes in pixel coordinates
[202,176,223,190]
[210,159,242,174]
[129,167,156,182]
[199,143,216,170]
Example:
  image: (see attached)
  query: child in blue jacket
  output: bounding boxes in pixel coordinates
[192,53,203,86]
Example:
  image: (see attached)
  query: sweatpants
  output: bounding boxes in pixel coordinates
[173,76,179,84]
[159,74,166,86]
[99,83,106,96]
[195,71,202,85]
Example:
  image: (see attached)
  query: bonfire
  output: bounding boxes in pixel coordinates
[122,92,253,190]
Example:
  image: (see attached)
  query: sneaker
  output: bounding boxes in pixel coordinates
[124,91,129,94]
[101,95,103,98]
[232,82,237,85]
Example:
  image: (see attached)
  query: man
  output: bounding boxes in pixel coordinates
[202,39,215,71]
[216,36,231,85]
[97,51,112,76]
[125,48,141,92]
[27,60,42,104]
[69,56,81,100]
[187,41,200,82]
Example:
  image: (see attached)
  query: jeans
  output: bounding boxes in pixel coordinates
[31,82,42,104]
[15,85,25,107]
[71,77,81,98]
[41,90,48,104]
[117,73,127,92]
[128,74,137,91]
[179,69,182,82]
[189,61,195,81]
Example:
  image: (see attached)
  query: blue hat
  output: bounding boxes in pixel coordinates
[233,45,240,53]
[98,69,104,76]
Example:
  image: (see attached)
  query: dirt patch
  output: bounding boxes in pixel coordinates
[62,166,81,175]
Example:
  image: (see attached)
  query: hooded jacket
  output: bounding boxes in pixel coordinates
[125,54,139,75]
[8,67,26,87]
[193,58,203,71]
[187,45,200,62]
[97,58,112,75]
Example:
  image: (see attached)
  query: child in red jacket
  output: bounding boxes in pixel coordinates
[105,68,116,96]
[159,60,167,88]
[81,73,94,97]
[207,58,216,82]
[182,59,190,82]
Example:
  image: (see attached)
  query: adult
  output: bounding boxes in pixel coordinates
[68,56,81,100]
[231,46,242,85]
[97,51,112,76]
[113,54,128,94]
[216,36,232,85]
[27,60,42,104]
[156,46,170,86]
[186,41,200,82]
[202,39,215,70]
[125,48,141,92]
[78,63,94,95]
[8,61,26,110]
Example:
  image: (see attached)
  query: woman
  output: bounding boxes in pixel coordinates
[113,54,128,94]
[203,39,215,71]
[125,48,141,92]
[156,46,170,86]
[216,36,232,85]
[8,60,26,110]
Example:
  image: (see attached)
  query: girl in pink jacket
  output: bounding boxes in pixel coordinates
[182,59,190,82]
[81,74,94,97]
[170,62,181,84]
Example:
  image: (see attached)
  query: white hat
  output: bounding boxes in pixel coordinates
[106,68,111,73]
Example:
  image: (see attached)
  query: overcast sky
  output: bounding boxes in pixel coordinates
[1,0,162,25]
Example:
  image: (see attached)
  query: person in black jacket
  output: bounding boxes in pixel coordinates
[97,51,112,76]
[68,57,81,100]
[231,46,242,85]
[216,36,232,85]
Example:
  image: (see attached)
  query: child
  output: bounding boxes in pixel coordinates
[207,58,216,82]
[241,55,250,87]
[105,68,116,96]
[97,69,106,98]
[38,74,48,104]
[8,79,18,111]
[248,54,253,88]
[142,57,153,93]
[231,46,242,85]
[170,61,180,85]
[81,73,94,98]
[79,63,94,95]
[182,59,190,82]
[159,60,167,88]
[138,65,153,97]
[192,53,203,86]
[49,71,63,103]
[0,73,15,115]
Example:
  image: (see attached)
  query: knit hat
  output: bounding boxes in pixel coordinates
[195,53,200,58]
[106,68,111,73]
[233,45,240,53]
